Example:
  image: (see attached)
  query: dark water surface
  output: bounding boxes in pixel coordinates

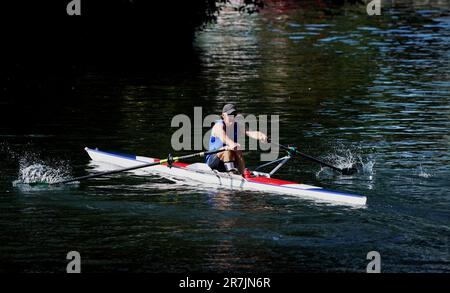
[1,2,449,272]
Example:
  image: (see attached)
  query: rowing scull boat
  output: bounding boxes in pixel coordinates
[85,147,367,206]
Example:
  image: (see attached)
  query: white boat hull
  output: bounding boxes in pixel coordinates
[85,147,367,206]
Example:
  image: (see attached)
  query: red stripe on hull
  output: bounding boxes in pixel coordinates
[247,176,297,186]
[172,162,189,167]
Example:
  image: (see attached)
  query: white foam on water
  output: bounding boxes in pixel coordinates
[417,164,432,179]
[317,145,376,179]
[14,163,68,185]
[360,157,376,175]
[324,146,358,170]
[10,150,73,186]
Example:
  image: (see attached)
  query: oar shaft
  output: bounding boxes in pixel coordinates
[273,142,347,173]
[52,161,162,185]
[51,148,226,185]
[291,148,342,172]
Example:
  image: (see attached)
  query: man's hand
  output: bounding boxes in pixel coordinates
[228,142,241,150]
[258,133,268,143]
[245,130,268,143]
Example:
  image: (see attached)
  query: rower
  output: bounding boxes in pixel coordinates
[205,103,268,175]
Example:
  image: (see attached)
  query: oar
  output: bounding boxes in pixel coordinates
[269,140,358,175]
[49,148,227,185]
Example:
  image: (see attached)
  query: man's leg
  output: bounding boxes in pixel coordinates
[218,150,244,174]
[207,154,226,172]
[234,150,245,174]
[218,151,239,173]
[218,150,235,162]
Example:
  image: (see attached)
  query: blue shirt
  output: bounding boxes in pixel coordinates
[206,120,238,164]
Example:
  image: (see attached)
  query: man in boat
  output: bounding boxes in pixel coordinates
[206,103,268,175]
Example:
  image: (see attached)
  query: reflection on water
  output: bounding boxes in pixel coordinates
[0,2,449,272]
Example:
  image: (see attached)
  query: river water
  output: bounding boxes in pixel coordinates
[0,2,449,272]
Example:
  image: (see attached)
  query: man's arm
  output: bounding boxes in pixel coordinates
[245,130,268,142]
[212,123,240,149]
[236,122,268,142]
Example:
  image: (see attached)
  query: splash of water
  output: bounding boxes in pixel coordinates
[325,148,358,170]
[360,157,375,175]
[2,144,73,186]
[13,163,71,185]
[317,145,376,178]
[417,164,432,179]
